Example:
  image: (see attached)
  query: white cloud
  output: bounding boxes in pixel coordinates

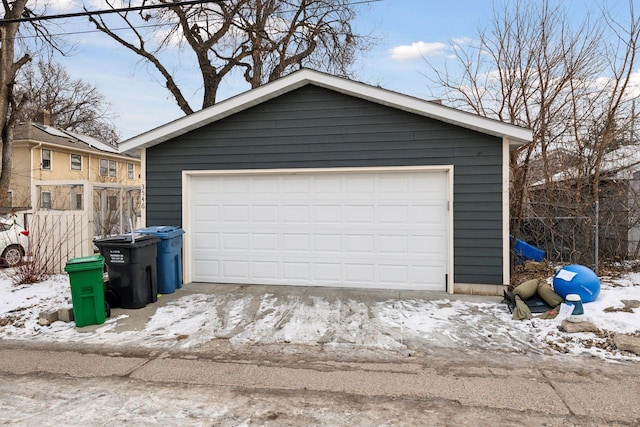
[49,0,77,11]
[389,41,447,60]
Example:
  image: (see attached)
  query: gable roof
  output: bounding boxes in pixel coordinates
[15,121,138,159]
[535,144,640,186]
[119,69,533,155]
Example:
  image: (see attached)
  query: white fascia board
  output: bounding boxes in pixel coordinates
[119,69,532,155]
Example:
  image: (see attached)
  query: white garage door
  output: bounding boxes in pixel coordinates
[186,168,450,291]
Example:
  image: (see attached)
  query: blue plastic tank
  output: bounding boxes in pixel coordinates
[552,264,600,303]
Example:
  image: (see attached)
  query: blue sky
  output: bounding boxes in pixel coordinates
[44,0,632,140]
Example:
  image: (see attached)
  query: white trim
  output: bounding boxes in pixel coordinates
[120,69,533,155]
[446,166,455,294]
[181,165,454,289]
[183,165,451,177]
[182,165,190,283]
[502,137,511,286]
[140,149,147,227]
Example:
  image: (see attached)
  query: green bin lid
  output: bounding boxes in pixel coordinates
[66,255,104,265]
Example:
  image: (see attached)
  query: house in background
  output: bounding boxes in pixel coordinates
[526,144,640,261]
[11,111,142,237]
[121,69,532,295]
[6,111,142,273]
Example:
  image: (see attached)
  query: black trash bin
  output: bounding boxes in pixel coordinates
[94,234,159,309]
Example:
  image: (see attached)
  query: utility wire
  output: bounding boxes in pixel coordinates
[9,0,383,41]
[3,0,382,25]
[0,0,223,24]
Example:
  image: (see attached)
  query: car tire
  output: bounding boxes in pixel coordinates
[2,245,24,267]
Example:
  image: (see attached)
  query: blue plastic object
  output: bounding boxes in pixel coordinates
[552,264,600,303]
[511,235,546,262]
[135,226,185,294]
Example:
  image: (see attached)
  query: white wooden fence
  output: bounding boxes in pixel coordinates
[17,180,142,273]
[27,210,94,274]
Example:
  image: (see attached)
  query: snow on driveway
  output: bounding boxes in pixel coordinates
[1,269,640,361]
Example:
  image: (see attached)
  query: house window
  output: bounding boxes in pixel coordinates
[101,159,117,177]
[127,163,134,180]
[107,195,118,211]
[41,191,51,209]
[70,154,82,170]
[74,193,83,210]
[41,149,51,170]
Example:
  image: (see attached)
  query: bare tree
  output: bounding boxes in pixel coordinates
[15,60,120,145]
[426,0,640,267]
[87,0,370,114]
[0,0,32,208]
[0,1,68,208]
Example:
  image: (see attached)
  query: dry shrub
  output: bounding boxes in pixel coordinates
[5,211,87,286]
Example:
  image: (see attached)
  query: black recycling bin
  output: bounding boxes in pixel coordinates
[94,234,160,309]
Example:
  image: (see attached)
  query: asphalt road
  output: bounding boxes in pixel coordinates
[1,341,639,426]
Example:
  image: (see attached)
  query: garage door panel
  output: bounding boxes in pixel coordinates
[314,177,341,193]
[193,233,219,250]
[283,262,310,280]
[313,263,342,281]
[378,235,408,254]
[412,235,446,255]
[193,259,219,278]
[345,263,375,283]
[221,233,249,250]
[192,205,219,222]
[253,261,279,280]
[345,205,375,223]
[412,266,443,286]
[253,234,279,251]
[283,205,310,223]
[314,234,341,252]
[188,170,449,291]
[254,177,279,193]
[345,235,375,253]
[223,260,250,278]
[379,265,409,285]
[282,233,310,252]
[312,205,341,223]
[379,205,409,223]
[253,205,279,222]
[379,176,409,193]
[222,205,249,222]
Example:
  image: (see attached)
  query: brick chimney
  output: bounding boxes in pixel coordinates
[36,110,52,126]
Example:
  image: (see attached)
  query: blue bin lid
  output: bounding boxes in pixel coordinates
[135,226,184,239]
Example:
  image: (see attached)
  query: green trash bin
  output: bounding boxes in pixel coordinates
[65,255,106,327]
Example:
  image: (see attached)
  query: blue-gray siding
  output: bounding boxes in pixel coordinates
[146,85,504,284]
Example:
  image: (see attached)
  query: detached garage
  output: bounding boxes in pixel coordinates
[120,69,532,294]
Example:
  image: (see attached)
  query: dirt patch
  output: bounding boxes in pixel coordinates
[604,300,640,313]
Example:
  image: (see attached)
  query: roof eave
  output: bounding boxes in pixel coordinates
[119,70,532,155]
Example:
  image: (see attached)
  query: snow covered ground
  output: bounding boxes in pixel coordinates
[1,268,640,362]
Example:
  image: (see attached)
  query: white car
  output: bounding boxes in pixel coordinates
[0,218,28,267]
